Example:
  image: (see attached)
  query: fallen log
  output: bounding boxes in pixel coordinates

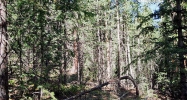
[64,76,139,100]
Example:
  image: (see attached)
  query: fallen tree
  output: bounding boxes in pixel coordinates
[64,76,139,100]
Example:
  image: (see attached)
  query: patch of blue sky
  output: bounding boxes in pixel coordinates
[139,1,163,26]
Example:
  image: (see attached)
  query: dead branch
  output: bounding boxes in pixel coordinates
[64,75,139,100]
[120,76,139,96]
[120,91,129,99]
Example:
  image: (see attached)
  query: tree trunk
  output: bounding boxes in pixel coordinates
[63,22,67,85]
[176,0,187,99]
[96,0,102,85]
[59,0,68,85]
[57,21,63,85]
[106,12,111,81]
[127,34,133,78]
[116,0,121,80]
[73,26,78,75]
[78,41,83,84]
[0,0,8,99]
[97,27,101,85]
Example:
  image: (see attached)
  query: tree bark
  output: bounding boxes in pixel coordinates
[106,12,111,81]
[116,0,121,81]
[0,0,8,99]
[176,0,187,99]
[63,22,67,85]
[96,0,102,85]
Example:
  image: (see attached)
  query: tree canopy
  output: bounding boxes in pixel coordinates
[0,0,186,99]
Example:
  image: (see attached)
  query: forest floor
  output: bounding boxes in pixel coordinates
[118,88,169,100]
[76,87,169,100]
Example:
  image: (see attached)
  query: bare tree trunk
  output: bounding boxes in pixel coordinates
[73,28,78,74]
[58,0,68,85]
[137,38,141,72]
[63,22,67,85]
[57,21,63,85]
[97,27,101,85]
[78,41,83,84]
[96,0,102,85]
[19,24,23,96]
[33,42,38,90]
[40,18,44,85]
[101,39,104,83]
[116,0,121,80]
[106,12,111,81]
[116,0,121,94]
[127,34,133,78]
[0,0,8,99]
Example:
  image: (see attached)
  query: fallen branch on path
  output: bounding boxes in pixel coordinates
[64,76,139,100]
[120,91,130,99]
[120,76,139,96]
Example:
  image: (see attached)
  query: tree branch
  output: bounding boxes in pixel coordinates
[64,76,139,100]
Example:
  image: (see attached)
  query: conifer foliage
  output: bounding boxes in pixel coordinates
[2,0,187,99]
